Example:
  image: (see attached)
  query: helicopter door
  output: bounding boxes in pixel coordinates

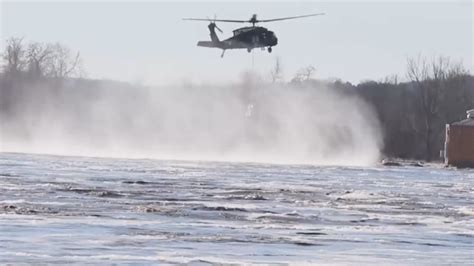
[252,35,259,47]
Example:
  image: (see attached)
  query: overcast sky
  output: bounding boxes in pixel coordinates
[1,1,472,85]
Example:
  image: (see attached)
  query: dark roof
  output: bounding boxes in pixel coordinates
[451,118,474,127]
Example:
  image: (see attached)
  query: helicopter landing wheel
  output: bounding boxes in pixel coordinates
[268,47,272,53]
[247,48,252,53]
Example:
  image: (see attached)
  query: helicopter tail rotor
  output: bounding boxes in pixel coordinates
[205,15,223,33]
[214,23,223,34]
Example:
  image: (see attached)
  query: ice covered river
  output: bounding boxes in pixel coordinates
[0,152,472,264]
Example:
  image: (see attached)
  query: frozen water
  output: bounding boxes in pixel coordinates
[0,152,472,264]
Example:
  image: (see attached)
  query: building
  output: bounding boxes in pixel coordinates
[445,110,474,167]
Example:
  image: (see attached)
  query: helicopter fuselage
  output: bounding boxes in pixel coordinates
[223,26,278,50]
[197,23,278,56]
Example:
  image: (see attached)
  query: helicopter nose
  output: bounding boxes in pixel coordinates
[271,33,278,46]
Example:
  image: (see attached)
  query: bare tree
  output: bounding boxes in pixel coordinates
[26,42,52,78]
[2,37,26,76]
[47,43,82,78]
[407,55,438,161]
[406,55,467,161]
[292,65,316,82]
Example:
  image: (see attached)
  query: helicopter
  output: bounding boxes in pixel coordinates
[183,13,325,58]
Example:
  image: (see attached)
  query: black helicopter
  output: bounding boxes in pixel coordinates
[183,13,324,57]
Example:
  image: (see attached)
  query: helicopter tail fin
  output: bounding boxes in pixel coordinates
[195,22,223,49]
[208,23,221,43]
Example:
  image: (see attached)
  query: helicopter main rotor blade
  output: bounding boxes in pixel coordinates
[182,18,212,21]
[258,13,325,23]
[183,18,247,23]
[183,12,325,24]
[183,18,224,33]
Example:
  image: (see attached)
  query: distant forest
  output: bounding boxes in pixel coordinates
[1,37,473,161]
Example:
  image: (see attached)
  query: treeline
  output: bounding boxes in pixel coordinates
[359,72,472,161]
[286,59,473,161]
[1,37,82,79]
[1,37,473,161]
[1,37,83,122]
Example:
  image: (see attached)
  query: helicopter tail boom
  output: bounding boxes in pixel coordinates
[197,41,222,49]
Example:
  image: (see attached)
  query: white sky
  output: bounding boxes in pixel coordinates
[1,0,472,85]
